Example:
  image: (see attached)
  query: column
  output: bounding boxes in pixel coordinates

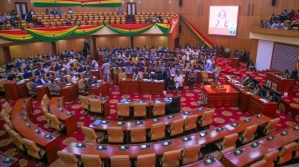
[92,37,98,60]
[131,36,134,48]
[3,46,11,63]
[51,42,57,55]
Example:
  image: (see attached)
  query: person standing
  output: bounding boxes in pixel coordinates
[102,60,111,82]
[174,72,184,93]
[212,64,220,83]
[162,67,170,91]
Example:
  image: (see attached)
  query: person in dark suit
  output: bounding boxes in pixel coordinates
[145,70,154,79]
[162,67,170,91]
[247,58,256,72]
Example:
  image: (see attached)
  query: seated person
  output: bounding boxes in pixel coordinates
[283,69,291,78]
[291,69,298,80]
[145,70,154,79]
[37,75,47,85]
[265,91,274,102]
[132,55,139,63]
[125,66,133,74]
[71,73,79,83]
[59,76,68,86]
[247,58,256,72]
[35,67,45,76]
[230,76,239,84]
[49,79,60,93]
[119,61,126,67]
[188,69,197,87]
[194,64,203,71]
[54,64,61,71]
[174,72,184,93]
[15,61,22,68]
[57,70,65,78]
[204,63,212,71]
[30,77,40,92]
[241,74,251,86]
[64,62,72,69]
[84,77,96,91]
[138,64,145,72]
[132,70,142,80]
[42,61,51,68]
[252,84,261,95]
[147,65,156,73]
[24,65,32,71]
[84,69,93,78]
[23,69,32,79]
[68,67,76,75]
[77,65,85,72]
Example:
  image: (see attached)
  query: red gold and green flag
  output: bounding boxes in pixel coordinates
[82,0,122,7]
[73,25,104,36]
[33,0,81,7]
[181,16,214,48]
[33,0,121,7]
[0,30,35,42]
[25,26,78,42]
[155,23,171,34]
[106,24,154,36]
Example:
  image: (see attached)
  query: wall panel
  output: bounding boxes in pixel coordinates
[96,36,131,48]
[0,48,5,65]
[9,42,52,59]
[133,36,168,49]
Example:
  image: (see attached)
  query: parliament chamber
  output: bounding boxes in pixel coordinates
[1,0,299,167]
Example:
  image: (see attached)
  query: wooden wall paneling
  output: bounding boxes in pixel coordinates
[250,39,259,64]
[9,42,52,59]
[96,36,131,49]
[0,47,5,65]
[133,35,168,49]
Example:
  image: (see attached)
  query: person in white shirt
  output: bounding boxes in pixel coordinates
[91,59,99,70]
[69,57,77,63]
[212,64,220,83]
[71,73,79,83]
[68,8,74,14]
[63,62,70,69]
[206,56,212,65]
[101,60,111,82]
[132,70,142,80]
[174,72,184,93]
[68,67,76,75]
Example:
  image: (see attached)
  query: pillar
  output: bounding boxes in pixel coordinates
[3,46,11,63]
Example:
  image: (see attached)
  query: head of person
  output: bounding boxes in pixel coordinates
[218,10,226,18]
[284,69,289,73]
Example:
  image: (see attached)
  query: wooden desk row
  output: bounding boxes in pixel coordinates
[225,78,277,118]
[222,125,299,167]
[62,114,272,163]
[36,81,110,102]
[266,73,295,94]
[11,98,60,164]
[119,79,164,95]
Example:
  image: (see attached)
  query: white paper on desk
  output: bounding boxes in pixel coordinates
[246,92,251,94]
[37,85,43,88]
[259,99,269,103]
[224,125,234,131]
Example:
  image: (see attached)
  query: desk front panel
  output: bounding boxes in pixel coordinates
[36,86,49,101]
[248,95,277,118]
[119,80,140,93]
[61,84,79,102]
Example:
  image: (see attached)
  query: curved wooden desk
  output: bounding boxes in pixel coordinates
[11,98,60,164]
[182,158,225,167]
[222,125,299,167]
[63,114,271,166]
[0,151,18,167]
[61,83,79,102]
[49,97,77,136]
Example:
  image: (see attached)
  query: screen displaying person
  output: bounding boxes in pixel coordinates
[215,10,229,28]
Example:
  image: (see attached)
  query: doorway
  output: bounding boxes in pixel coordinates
[127,2,136,18]
[15,2,28,15]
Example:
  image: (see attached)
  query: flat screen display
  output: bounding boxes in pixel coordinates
[208,6,239,36]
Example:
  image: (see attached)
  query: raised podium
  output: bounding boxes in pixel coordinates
[231,58,240,68]
[266,73,295,94]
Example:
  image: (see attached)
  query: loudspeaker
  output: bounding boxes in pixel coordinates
[197,4,203,15]
[179,0,183,7]
[179,25,181,33]
[271,0,276,6]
